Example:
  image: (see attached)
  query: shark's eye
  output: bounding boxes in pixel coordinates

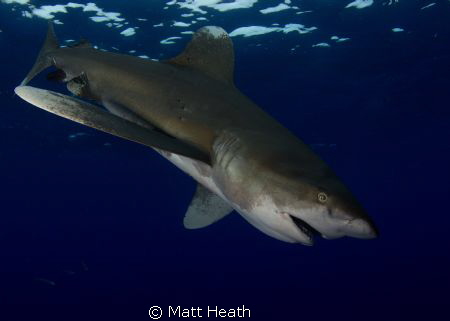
[318,192,328,203]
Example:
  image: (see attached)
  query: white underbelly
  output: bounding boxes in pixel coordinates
[154,149,225,198]
[154,149,300,243]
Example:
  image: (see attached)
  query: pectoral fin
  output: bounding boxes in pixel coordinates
[184,184,233,229]
[14,86,210,164]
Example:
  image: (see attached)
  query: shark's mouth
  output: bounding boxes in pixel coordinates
[290,215,319,241]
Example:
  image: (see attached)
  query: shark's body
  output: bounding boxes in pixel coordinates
[15,24,378,245]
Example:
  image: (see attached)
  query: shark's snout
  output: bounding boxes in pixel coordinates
[286,201,378,242]
[325,204,379,240]
[341,217,378,239]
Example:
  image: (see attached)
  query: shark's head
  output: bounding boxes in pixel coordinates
[271,162,379,243]
[213,130,378,245]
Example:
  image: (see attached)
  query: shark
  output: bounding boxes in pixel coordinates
[14,23,378,245]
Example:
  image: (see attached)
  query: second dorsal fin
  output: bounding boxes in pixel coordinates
[166,26,235,86]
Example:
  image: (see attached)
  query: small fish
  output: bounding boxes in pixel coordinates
[63,270,76,276]
[81,260,88,272]
[34,277,56,287]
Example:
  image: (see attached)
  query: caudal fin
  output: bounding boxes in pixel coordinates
[21,22,59,85]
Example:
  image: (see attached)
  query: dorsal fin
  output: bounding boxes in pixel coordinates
[166,26,235,86]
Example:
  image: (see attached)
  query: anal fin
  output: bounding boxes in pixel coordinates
[184,184,233,229]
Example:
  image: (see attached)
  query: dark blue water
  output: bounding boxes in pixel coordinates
[1,1,449,320]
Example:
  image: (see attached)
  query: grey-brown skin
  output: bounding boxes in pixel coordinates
[19,24,378,244]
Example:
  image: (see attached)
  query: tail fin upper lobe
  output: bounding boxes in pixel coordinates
[21,22,59,85]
